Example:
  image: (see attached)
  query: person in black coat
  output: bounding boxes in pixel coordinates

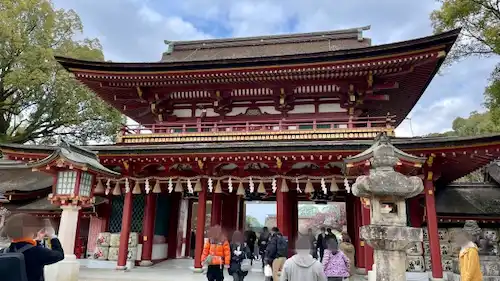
[316,227,327,262]
[2,214,64,281]
[229,231,252,281]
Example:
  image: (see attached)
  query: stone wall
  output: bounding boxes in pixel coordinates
[418,227,500,276]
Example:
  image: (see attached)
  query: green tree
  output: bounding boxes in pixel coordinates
[246,215,262,228]
[431,0,500,124]
[427,111,500,137]
[0,0,124,144]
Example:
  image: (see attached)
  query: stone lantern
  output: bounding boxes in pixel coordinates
[31,140,119,281]
[346,133,426,281]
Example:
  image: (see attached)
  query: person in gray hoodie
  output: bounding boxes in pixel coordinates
[280,235,327,281]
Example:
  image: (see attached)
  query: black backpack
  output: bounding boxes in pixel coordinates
[0,245,33,281]
[276,236,288,257]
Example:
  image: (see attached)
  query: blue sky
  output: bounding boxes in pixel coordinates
[51,0,498,137]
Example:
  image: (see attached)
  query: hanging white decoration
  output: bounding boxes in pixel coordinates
[125,178,130,193]
[249,177,255,193]
[145,179,150,194]
[228,177,233,193]
[208,178,213,193]
[321,178,327,194]
[271,178,277,193]
[105,179,111,195]
[296,178,302,193]
[187,178,193,194]
[344,177,351,193]
[168,177,174,193]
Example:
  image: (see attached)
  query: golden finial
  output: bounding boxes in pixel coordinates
[276,157,282,169]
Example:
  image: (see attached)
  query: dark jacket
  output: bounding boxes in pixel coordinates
[265,232,285,265]
[229,243,252,276]
[317,233,326,250]
[258,232,270,252]
[8,238,64,281]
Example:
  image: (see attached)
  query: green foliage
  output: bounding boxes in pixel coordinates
[431,0,499,59]
[245,215,262,228]
[0,0,124,144]
[427,111,500,137]
[431,0,500,125]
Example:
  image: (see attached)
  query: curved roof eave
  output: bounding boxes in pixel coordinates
[54,29,460,73]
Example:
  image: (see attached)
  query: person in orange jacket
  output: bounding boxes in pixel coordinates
[202,225,231,281]
[455,231,483,281]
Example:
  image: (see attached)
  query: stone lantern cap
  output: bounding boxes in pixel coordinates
[347,132,426,199]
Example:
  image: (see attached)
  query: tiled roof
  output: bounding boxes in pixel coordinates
[436,183,500,216]
[161,26,371,62]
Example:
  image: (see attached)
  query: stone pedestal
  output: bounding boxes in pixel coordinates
[44,205,81,281]
[361,225,423,281]
[44,254,79,281]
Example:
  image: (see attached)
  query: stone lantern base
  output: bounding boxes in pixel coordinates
[361,225,423,281]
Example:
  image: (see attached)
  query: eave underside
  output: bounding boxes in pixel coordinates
[56,29,459,125]
[2,134,500,185]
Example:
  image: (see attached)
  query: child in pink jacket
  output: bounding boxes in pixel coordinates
[322,237,350,281]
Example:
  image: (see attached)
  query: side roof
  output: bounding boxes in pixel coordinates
[161,26,372,62]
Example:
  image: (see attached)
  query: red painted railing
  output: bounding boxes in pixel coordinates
[121,116,395,135]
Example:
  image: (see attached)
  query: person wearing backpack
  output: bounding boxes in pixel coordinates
[0,214,64,281]
[265,227,288,281]
[201,225,231,281]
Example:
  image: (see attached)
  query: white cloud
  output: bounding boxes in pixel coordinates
[51,0,498,135]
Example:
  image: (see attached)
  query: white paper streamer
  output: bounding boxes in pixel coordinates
[271,178,277,193]
[168,177,173,193]
[228,177,233,193]
[145,178,150,194]
[296,178,302,193]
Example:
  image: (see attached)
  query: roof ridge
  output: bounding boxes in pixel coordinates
[167,26,371,49]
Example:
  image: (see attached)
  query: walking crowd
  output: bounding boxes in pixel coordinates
[200,224,356,281]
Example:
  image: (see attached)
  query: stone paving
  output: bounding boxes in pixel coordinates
[78,259,365,281]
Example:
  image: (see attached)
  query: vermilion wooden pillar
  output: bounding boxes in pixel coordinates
[184,200,193,257]
[237,197,245,231]
[194,183,207,269]
[117,190,133,269]
[276,179,291,238]
[361,199,373,271]
[140,192,157,266]
[346,195,356,242]
[424,178,443,279]
[211,193,222,226]
[288,190,298,257]
[354,198,364,269]
[167,192,181,259]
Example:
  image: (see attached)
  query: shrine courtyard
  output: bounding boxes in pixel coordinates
[77,259,365,281]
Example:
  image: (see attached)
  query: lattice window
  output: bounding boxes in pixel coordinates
[79,172,92,197]
[131,194,145,233]
[56,171,77,194]
[107,195,145,233]
[108,196,124,233]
